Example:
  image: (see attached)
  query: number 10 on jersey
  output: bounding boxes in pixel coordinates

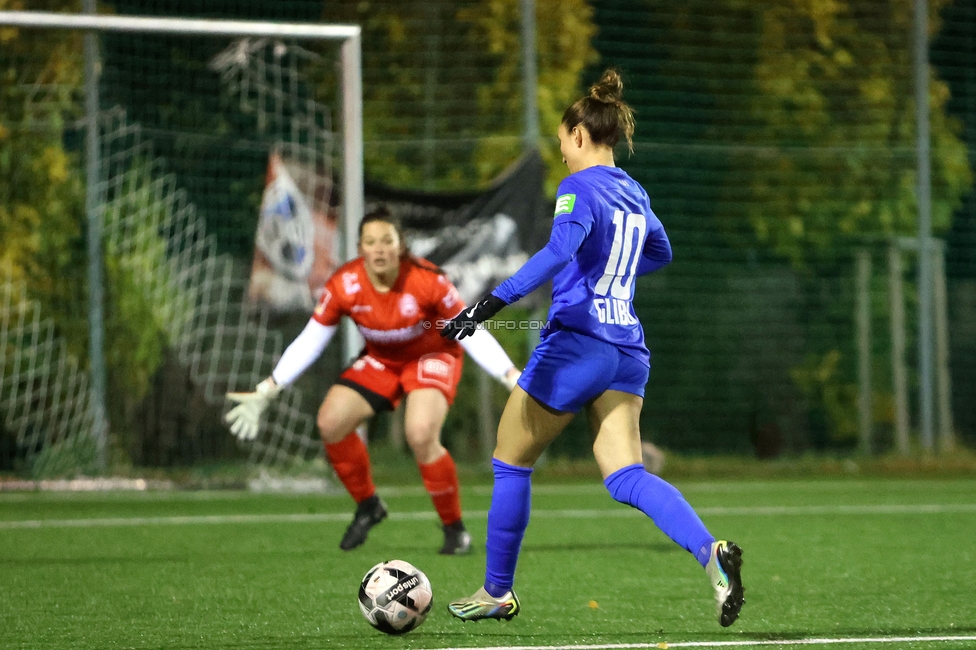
[593,210,645,325]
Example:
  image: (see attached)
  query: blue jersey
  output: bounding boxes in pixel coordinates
[492,165,671,366]
[542,166,670,366]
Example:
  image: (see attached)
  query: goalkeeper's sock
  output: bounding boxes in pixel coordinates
[418,452,462,526]
[605,464,715,568]
[324,432,376,503]
[484,458,533,598]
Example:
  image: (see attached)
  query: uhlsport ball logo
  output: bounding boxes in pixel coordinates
[358,559,433,635]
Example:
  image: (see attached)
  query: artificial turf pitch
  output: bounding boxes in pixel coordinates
[1,476,974,649]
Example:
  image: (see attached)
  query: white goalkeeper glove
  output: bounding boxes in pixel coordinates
[501,368,521,392]
[225,377,281,441]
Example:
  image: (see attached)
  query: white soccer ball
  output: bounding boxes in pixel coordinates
[358,559,433,635]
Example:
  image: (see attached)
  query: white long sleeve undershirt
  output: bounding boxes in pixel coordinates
[271,319,336,387]
[458,327,516,380]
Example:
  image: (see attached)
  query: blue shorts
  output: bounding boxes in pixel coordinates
[517,330,650,413]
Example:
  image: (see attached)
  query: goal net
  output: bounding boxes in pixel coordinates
[0,12,363,478]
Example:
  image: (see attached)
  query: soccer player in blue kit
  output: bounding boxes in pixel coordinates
[440,69,745,627]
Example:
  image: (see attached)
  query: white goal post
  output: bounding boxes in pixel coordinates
[0,11,364,465]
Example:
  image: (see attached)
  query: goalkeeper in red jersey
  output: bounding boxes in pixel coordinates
[225,206,521,555]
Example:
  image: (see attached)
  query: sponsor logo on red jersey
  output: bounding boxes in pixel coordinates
[357,322,426,345]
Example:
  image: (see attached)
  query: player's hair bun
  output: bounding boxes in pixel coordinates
[561,68,635,154]
[589,69,624,105]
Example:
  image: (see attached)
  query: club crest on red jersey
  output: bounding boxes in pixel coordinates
[399,293,419,317]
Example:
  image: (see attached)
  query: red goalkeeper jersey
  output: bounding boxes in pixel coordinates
[312,257,464,365]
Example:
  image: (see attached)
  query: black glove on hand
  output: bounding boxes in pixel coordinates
[440,294,507,340]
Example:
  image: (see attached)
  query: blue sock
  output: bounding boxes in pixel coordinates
[604,464,715,568]
[483,458,533,597]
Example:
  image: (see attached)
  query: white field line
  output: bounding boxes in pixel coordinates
[1,503,975,530]
[3,479,975,500]
[430,635,976,650]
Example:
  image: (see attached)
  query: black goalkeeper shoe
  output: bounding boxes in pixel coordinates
[439,520,472,555]
[339,495,388,551]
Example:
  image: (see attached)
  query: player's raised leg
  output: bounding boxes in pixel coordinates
[588,389,745,626]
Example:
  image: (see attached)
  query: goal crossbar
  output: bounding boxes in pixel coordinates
[0,11,359,39]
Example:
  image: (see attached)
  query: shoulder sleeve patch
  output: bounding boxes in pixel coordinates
[554,193,576,217]
[313,287,332,317]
